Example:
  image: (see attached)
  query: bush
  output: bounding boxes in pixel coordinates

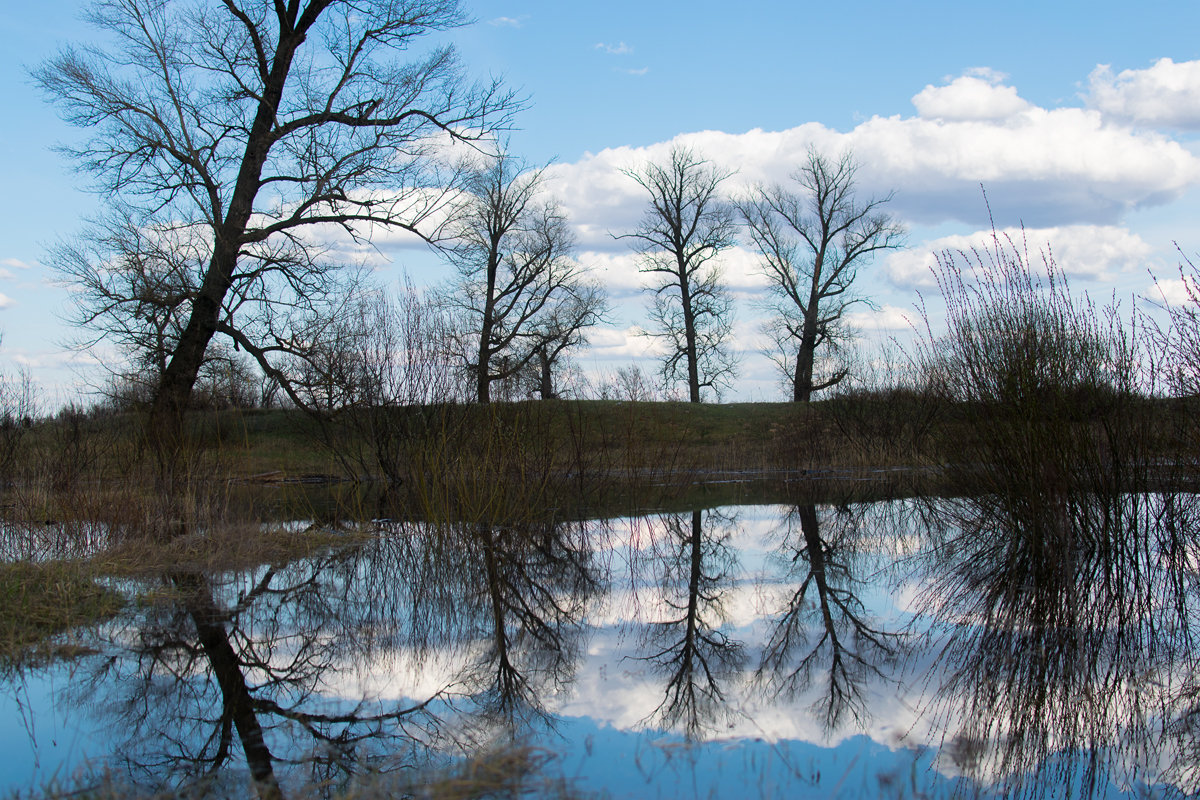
[911,226,1152,494]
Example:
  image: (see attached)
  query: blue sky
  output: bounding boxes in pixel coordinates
[3,1,1200,402]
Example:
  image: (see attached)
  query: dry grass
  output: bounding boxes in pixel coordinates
[0,560,123,669]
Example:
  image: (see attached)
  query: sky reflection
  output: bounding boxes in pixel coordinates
[0,497,1191,799]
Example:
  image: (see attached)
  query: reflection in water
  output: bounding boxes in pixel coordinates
[6,492,1199,798]
[80,543,458,797]
[756,504,906,732]
[440,518,597,732]
[913,490,1200,798]
[628,509,746,738]
[62,515,599,797]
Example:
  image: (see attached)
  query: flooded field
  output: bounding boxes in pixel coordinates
[1,487,1197,799]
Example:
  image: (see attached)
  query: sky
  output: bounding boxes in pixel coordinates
[3,1,1200,404]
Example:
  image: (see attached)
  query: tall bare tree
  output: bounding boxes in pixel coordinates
[619,147,738,403]
[738,150,904,402]
[36,0,516,452]
[441,154,605,403]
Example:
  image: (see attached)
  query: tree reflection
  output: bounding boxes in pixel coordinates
[630,509,746,738]
[75,536,471,797]
[914,490,1200,798]
[69,512,599,797]
[439,517,598,733]
[756,503,905,732]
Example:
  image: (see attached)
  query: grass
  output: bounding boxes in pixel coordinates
[1,393,1189,505]
[0,560,123,669]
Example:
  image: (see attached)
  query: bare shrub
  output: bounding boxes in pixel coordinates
[1150,251,1200,469]
[905,227,1186,800]
[826,341,942,464]
[0,366,36,483]
[592,365,661,402]
[300,279,467,484]
[910,226,1153,494]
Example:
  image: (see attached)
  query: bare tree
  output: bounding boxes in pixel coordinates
[441,154,606,403]
[738,150,904,402]
[619,147,738,403]
[36,0,516,453]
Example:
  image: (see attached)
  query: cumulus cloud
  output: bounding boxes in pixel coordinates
[912,71,1032,121]
[577,246,768,298]
[0,293,12,310]
[1087,58,1200,129]
[586,325,661,359]
[578,250,644,294]
[848,109,1197,226]
[884,225,1153,288]
[1,258,31,270]
[1151,276,1199,306]
[845,304,914,332]
[548,69,1200,238]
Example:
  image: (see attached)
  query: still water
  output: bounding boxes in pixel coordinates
[1,493,1197,798]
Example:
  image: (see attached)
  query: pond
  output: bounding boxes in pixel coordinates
[1,489,1198,799]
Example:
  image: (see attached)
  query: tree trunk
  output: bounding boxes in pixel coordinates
[147,24,306,459]
[680,267,701,403]
[794,285,822,402]
[794,326,818,403]
[537,346,555,399]
[476,331,492,403]
[175,571,282,800]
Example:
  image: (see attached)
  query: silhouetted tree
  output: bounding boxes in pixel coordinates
[442,154,606,402]
[37,0,516,454]
[619,147,738,402]
[738,150,903,401]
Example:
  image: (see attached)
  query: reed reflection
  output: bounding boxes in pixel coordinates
[913,490,1200,798]
[756,503,906,732]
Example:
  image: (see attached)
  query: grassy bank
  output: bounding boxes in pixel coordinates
[1,393,1188,491]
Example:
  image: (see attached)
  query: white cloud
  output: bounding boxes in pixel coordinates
[1150,274,1200,306]
[578,246,768,297]
[912,72,1032,121]
[845,304,915,332]
[619,67,649,77]
[594,41,633,55]
[722,247,773,293]
[848,107,1197,226]
[547,70,1200,239]
[1087,58,1200,129]
[885,225,1153,288]
[578,250,644,293]
[487,16,523,27]
[0,293,13,310]
[586,325,661,358]
[1,258,31,270]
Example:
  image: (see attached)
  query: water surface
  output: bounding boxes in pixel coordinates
[2,493,1195,798]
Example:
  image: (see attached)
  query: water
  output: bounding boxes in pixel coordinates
[0,495,1195,798]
